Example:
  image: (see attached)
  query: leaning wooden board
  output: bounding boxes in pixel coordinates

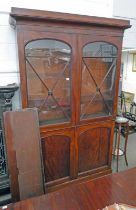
[3,108,44,201]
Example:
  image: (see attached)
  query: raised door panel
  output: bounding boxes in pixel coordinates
[42,135,70,182]
[77,121,114,175]
[41,128,75,186]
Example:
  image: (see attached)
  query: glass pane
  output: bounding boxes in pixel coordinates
[25,39,71,125]
[81,42,117,120]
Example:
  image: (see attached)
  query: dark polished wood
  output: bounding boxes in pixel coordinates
[1,168,136,210]
[42,135,70,182]
[10,7,131,194]
[10,7,130,29]
[3,109,44,201]
[78,127,110,173]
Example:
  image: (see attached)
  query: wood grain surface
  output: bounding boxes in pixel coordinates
[1,168,136,210]
[3,108,44,201]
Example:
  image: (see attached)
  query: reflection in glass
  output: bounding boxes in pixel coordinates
[25,39,72,125]
[81,42,118,119]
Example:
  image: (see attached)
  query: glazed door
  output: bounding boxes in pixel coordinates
[77,35,121,123]
[19,31,77,127]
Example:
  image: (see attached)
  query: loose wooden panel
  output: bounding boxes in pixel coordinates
[42,135,70,182]
[3,108,44,201]
[78,127,110,173]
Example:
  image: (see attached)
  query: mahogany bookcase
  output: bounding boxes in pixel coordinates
[10,7,130,193]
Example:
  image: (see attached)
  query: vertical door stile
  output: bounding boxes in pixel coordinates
[17,30,28,108]
[75,35,83,125]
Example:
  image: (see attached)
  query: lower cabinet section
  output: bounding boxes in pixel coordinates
[41,120,114,192]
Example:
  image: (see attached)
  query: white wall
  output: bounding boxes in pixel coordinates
[122,52,136,102]
[0,10,21,108]
[122,52,136,92]
[113,0,136,101]
[123,19,136,49]
[0,13,19,86]
[113,0,136,19]
[1,0,113,16]
[113,0,136,49]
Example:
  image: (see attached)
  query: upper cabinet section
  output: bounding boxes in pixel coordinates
[10,7,130,127]
[25,39,72,125]
[80,42,117,120]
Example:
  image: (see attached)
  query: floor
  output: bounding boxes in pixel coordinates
[111,132,136,173]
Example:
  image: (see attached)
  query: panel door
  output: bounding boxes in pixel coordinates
[41,128,75,188]
[76,121,114,176]
[17,30,77,127]
[76,35,122,124]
